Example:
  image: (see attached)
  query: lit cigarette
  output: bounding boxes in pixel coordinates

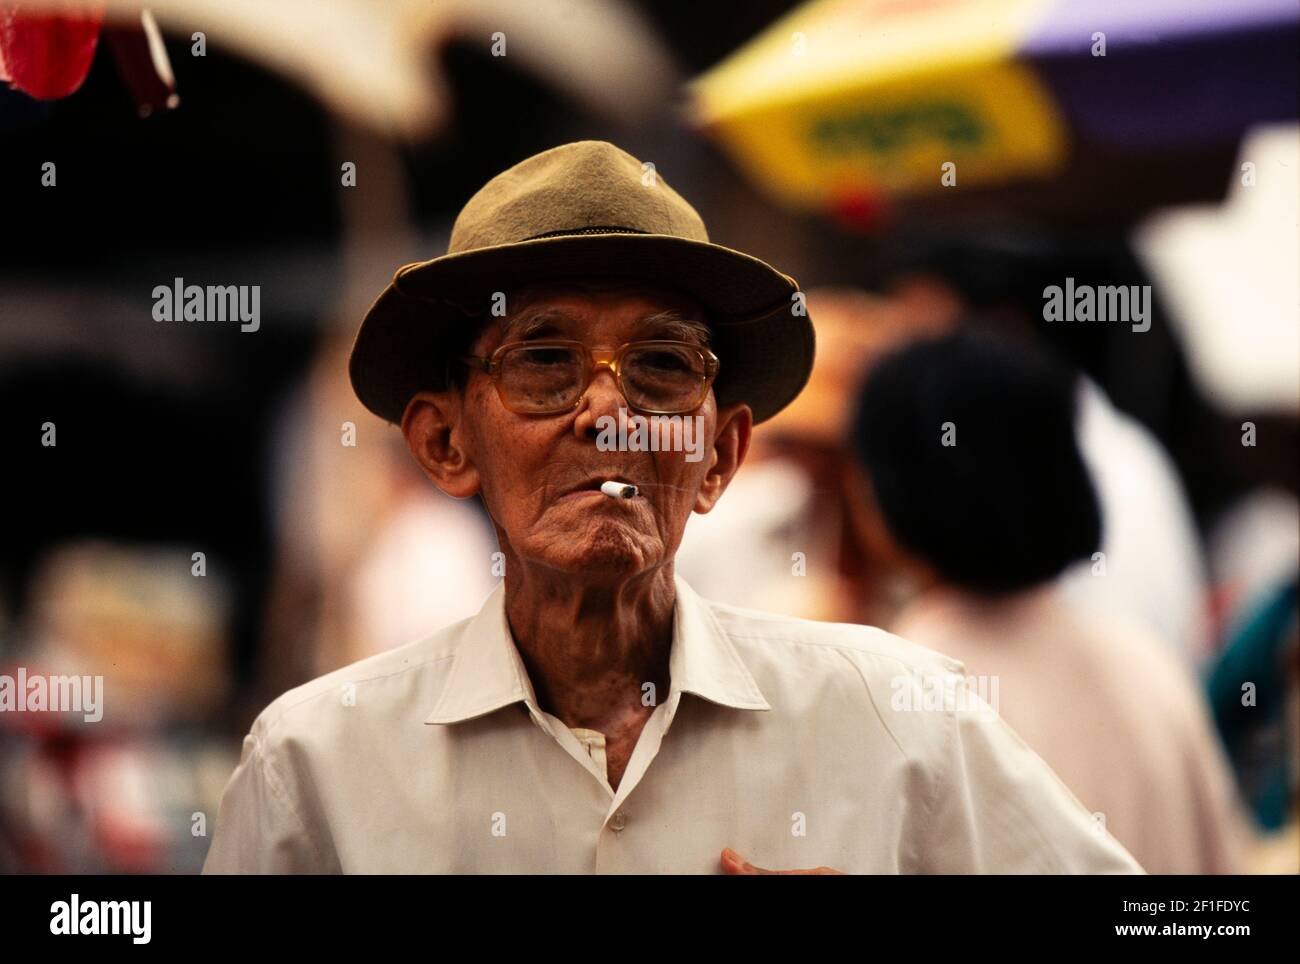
[600,480,638,499]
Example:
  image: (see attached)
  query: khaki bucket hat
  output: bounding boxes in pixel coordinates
[349,140,815,424]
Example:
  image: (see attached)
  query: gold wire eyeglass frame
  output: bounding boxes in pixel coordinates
[461,339,720,415]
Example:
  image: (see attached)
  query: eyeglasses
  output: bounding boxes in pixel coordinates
[462,339,720,416]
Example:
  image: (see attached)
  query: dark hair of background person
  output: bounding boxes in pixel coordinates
[870,230,1300,528]
[849,328,1102,596]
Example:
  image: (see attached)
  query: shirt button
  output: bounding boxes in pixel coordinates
[609,810,628,832]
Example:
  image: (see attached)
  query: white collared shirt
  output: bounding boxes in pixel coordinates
[202,576,1143,873]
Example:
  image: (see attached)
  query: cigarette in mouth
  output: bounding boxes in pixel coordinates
[600,480,638,499]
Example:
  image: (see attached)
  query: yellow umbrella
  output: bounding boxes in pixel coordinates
[687,0,1068,216]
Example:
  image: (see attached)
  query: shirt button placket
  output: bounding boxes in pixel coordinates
[595,808,627,874]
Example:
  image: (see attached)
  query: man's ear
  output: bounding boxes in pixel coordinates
[695,402,752,514]
[400,391,481,499]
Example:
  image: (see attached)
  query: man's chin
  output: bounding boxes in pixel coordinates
[534,521,656,577]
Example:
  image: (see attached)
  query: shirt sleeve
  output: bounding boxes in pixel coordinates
[917,684,1145,874]
[202,729,339,874]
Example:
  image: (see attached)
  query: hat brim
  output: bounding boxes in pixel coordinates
[349,232,814,425]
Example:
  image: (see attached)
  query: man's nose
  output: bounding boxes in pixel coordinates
[574,363,627,440]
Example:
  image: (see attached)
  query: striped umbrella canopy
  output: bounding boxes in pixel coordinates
[688,0,1299,228]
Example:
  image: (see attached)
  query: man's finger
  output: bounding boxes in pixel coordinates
[721,848,766,874]
[721,848,784,874]
[721,848,844,875]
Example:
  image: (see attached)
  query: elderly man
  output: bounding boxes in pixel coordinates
[203,141,1142,874]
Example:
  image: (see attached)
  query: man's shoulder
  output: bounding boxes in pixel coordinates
[701,594,968,681]
[697,595,984,764]
[248,615,474,743]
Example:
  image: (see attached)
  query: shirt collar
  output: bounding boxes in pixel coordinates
[424,574,770,726]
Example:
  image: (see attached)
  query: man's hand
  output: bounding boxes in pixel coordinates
[720,848,844,875]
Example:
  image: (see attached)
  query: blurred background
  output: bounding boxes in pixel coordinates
[0,0,1296,873]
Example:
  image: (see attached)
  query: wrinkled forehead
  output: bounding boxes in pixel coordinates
[471,280,712,353]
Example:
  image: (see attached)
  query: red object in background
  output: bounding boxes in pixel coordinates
[0,4,104,99]
[829,184,892,233]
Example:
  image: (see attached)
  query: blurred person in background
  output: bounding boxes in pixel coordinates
[698,279,1213,677]
[258,331,500,697]
[675,283,957,624]
[807,281,1213,667]
[1205,576,1299,872]
[847,329,1249,874]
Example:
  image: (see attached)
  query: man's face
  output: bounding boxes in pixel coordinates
[403,282,752,582]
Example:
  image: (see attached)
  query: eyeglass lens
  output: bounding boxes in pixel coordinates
[498,344,706,413]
